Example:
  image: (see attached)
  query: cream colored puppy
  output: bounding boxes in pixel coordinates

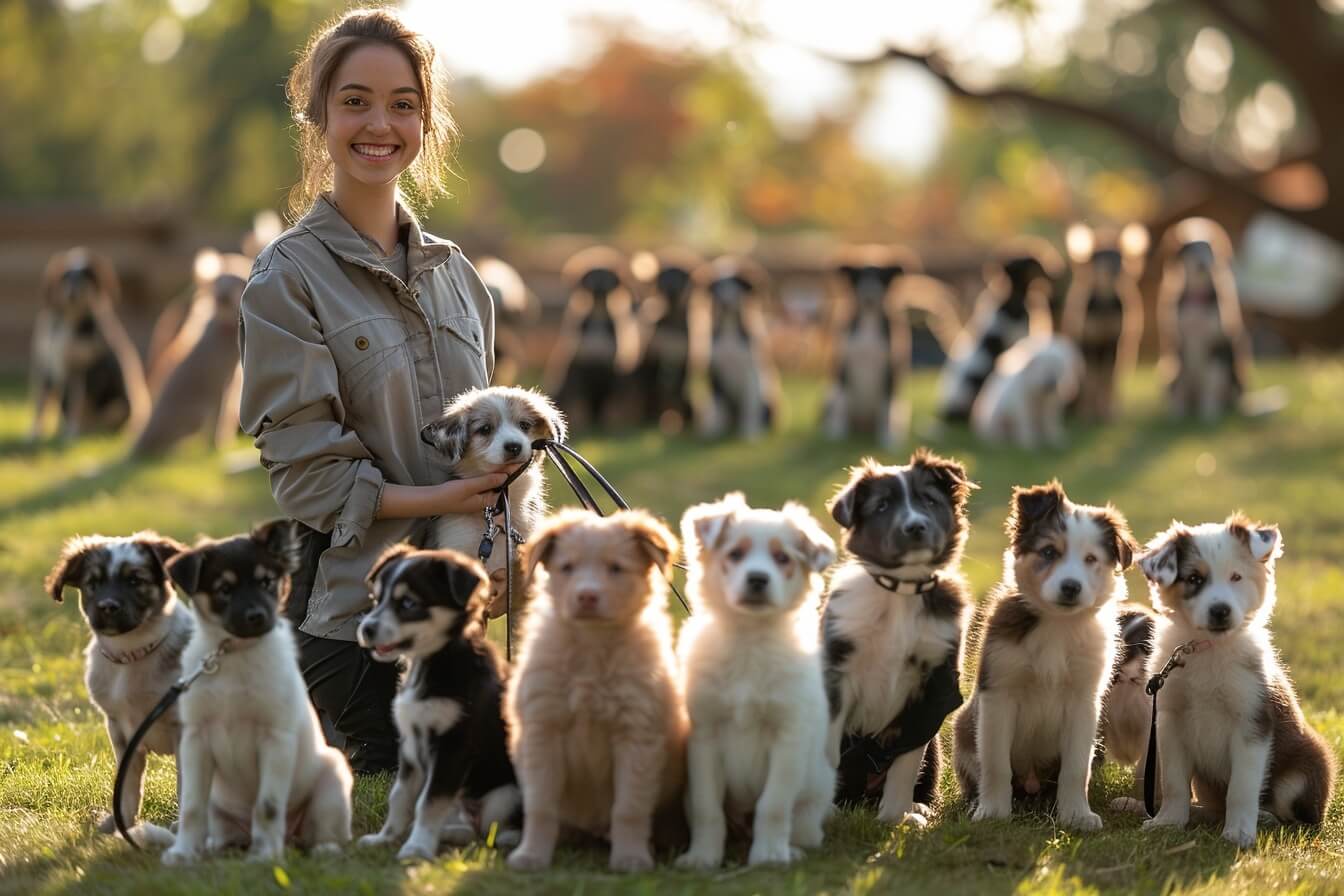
[675,493,837,869]
[505,509,687,873]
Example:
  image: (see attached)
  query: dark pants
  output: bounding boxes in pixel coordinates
[286,522,400,775]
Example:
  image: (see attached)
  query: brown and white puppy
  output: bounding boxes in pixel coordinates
[971,334,1085,450]
[356,546,520,860]
[30,248,149,441]
[504,509,686,872]
[160,520,352,864]
[421,386,565,624]
[45,532,194,847]
[689,256,779,440]
[675,494,836,869]
[1138,516,1335,846]
[823,450,975,827]
[954,482,1138,831]
[1156,217,1252,422]
[131,250,250,457]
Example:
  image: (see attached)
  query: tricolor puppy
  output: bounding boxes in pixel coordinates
[160,520,352,864]
[971,334,1084,450]
[45,532,194,847]
[823,450,975,827]
[954,482,1138,830]
[505,509,687,873]
[629,247,702,431]
[356,546,520,860]
[690,257,779,440]
[1138,517,1335,846]
[1098,604,1158,771]
[675,494,837,869]
[421,386,565,622]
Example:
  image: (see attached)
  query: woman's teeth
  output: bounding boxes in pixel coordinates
[354,144,397,159]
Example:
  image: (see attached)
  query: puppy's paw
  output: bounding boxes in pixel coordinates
[161,846,199,866]
[1143,810,1188,831]
[440,822,476,847]
[609,847,654,873]
[900,810,930,829]
[96,812,118,835]
[310,842,343,857]
[506,848,552,872]
[1058,806,1103,832]
[356,832,394,849]
[971,799,1012,823]
[492,828,522,849]
[747,837,796,867]
[396,840,437,862]
[246,840,283,863]
[674,848,722,871]
[134,823,176,849]
[790,822,824,849]
[1222,821,1258,849]
[1109,796,1146,816]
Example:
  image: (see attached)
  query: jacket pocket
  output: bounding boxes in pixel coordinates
[437,315,489,386]
[327,316,411,403]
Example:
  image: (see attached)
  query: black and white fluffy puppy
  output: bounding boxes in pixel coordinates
[160,520,352,864]
[543,246,642,429]
[45,531,194,847]
[936,238,1061,424]
[971,334,1085,450]
[1156,217,1252,422]
[1138,516,1335,846]
[822,450,975,827]
[820,245,920,447]
[954,482,1138,831]
[1098,604,1158,772]
[356,545,521,860]
[29,248,149,441]
[420,386,565,623]
[630,247,702,431]
[689,256,779,440]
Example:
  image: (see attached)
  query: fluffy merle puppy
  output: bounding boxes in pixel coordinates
[1098,605,1158,771]
[630,247,703,431]
[822,450,975,826]
[936,238,1061,424]
[356,545,520,860]
[689,256,779,440]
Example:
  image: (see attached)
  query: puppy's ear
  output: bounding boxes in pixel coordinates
[623,511,679,576]
[365,543,416,590]
[1007,481,1066,553]
[134,532,189,576]
[1096,505,1139,570]
[45,538,95,602]
[1138,524,1185,587]
[1227,514,1282,564]
[837,264,859,285]
[827,461,876,530]
[881,264,904,286]
[523,512,576,579]
[252,518,301,574]
[682,493,746,553]
[432,555,487,609]
[531,390,567,444]
[783,502,837,572]
[421,404,470,465]
[165,549,205,597]
[912,449,977,510]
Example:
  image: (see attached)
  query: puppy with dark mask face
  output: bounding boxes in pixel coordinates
[689,256,779,440]
[421,386,566,622]
[1095,603,1158,812]
[160,520,352,865]
[356,546,520,860]
[629,247,702,432]
[46,532,193,846]
[1137,516,1335,846]
[954,482,1138,831]
[822,450,976,827]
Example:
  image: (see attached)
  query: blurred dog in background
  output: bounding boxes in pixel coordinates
[629,247,702,433]
[690,256,779,440]
[474,255,538,388]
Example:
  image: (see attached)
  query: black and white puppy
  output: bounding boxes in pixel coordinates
[45,532,193,846]
[821,246,920,447]
[954,482,1138,831]
[936,238,1061,424]
[421,386,565,624]
[630,247,702,431]
[823,450,975,826]
[160,520,352,864]
[1138,516,1335,846]
[356,545,521,859]
[691,256,778,440]
[1098,604,1158,772]
[30,248,149,441]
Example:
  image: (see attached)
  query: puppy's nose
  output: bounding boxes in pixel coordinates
[95,598,119,614]
[503,441,523,458]
[902,520,927,539]
[244,607,267,628]
[1209,603,1231,625]
[576,591,600,611]
[1058,579,1082,605]
[746,572,770,591]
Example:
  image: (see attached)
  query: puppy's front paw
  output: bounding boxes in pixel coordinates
[161,846,199,866]
[674,847,722,871]
[97,812,118,835]
[310,842,343,857]
[246,840,283,863]
[506,848,552,872]
[492,828,522,849]
[747,837,796,867]
[1222,821,1258,849]
[1058,806,1103,832]
[134,823,176,849]
[1143,809,1188,831]
[791,821,824,849]
[357,832,393,849]
[396,840,436,862]
[610,846,654,873]
[1109,796,1145,816]
[440,822,476,847]
[971,798,1012,822]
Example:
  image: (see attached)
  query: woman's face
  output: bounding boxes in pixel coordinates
[324,43,424,192]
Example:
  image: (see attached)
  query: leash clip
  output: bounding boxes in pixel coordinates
[177,640,232,690]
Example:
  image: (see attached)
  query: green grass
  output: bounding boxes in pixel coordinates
[1,361,1343,895]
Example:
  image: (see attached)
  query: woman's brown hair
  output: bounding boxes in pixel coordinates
[285,6,457,221]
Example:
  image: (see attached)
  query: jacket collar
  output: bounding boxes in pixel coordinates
[300,193,456,284]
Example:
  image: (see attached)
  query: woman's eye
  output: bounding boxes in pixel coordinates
[1230,572,1242,582]
[343,96,364,106]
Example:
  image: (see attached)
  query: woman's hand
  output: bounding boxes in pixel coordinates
[374,472,513,520]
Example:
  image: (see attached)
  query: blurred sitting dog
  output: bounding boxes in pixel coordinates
[823,450,975,827]
[1138,516,1335,846]
[505,509,687,872]
[474,255,537,389]
[356,546,520,860]
[675,494,836,868]
[971,334,1084,450]
[955,481,1138,831]
[160,520,352,864]
[690,257,779,440]
[45,531,193,847]
[629,247,702,432]
[420,386,564,627]
[30,248,149,441]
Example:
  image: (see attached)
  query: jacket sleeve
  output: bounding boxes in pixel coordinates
[238,263,383,546]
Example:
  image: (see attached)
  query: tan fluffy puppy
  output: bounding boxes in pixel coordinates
[505,509,687,873]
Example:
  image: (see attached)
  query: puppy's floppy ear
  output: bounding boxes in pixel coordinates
[912,449,977,509]
[530,389,567,444]
[1096,505,1139,570]
[682,492,746,553]
[421,401,470,465]
[252,518,301,574]
[783,502,838,572]
[622,510,679,576]
[827,461,877,530]
[365,543,416,590]
[1226,513,1282,564]
[523,511,581,579]
[165,548,206,597]
[1007,481,1065,553]
[133,532,189,576]
[432,554,487,609]
[1138,524,1185,587]
[45,537,96,602]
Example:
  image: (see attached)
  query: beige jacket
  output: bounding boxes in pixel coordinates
[239,195,494,640]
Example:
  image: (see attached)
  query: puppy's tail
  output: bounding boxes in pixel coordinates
[1239,386,1288,418]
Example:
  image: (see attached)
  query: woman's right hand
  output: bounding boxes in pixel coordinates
[374,473,513,521]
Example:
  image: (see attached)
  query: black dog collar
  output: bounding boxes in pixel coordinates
[867,570,939,595]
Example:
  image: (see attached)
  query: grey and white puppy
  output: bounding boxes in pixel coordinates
[46,532,194,847]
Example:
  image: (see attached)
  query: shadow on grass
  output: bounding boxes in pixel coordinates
[0,456,143,522]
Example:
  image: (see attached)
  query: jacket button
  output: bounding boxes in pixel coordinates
[355,336,370,350]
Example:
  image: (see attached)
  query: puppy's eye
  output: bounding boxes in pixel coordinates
[1186,573,1204,588]
[772,550,790,565]
[1040,546,1058,561]
[1230,572,1242,582]
[874,499,889,514]
[727,547,746,562]
[1084,554,1098,565]
[558,562,575,574]
[399,596,419,612]
[476,424,493,437]
[217,582,233,596]
[607,562,625,574]
[519,419,533,433]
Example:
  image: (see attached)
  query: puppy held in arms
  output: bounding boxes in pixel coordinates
[954,481,1138,831]
[823,450,976,827]
[676,494,837,869]
[160,520,353,865]
[356,546,521,860]
[45,531,194,847]
[505,509,687,873]
[1138,516,1335,847]
[420,387,565,621]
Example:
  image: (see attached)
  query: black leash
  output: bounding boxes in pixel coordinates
[112,639,232,849]
[1142,638,1210,817]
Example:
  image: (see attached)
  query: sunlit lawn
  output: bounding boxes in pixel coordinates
[1,360,1342,895]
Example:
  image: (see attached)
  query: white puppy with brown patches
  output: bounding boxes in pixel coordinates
[1138,516,1335,847]
[675,493,837,869]
[954,481,1138,831]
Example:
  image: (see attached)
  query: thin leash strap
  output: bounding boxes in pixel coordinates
[1142,639,1208,817]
